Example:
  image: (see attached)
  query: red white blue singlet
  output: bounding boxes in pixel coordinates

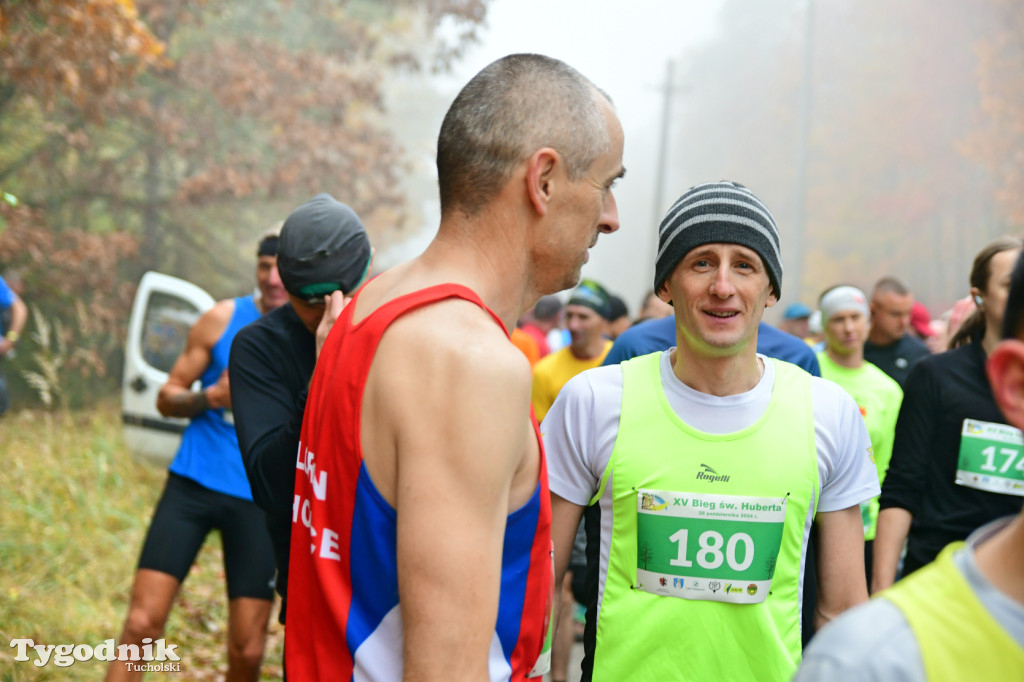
[285,284,553,681]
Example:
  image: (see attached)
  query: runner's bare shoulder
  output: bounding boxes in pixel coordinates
[375,296,529,396]
[364,294,537,509]
[191,298,235,346]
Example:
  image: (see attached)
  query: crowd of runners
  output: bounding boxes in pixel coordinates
[104,54,1023,681]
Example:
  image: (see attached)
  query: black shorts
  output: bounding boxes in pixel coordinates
[138,472,276,600]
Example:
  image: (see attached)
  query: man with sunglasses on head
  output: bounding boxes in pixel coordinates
[229,193,372,632]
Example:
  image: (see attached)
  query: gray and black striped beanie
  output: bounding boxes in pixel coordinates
[654,181,783,299]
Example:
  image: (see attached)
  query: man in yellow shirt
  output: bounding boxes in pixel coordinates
[531,279,613,422]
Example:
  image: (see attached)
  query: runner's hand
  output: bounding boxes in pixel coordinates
[316,291,350,359]
[206,369,232,409]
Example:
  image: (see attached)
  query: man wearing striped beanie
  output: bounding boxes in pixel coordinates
[544,180,878,680]
[653,180,784,302]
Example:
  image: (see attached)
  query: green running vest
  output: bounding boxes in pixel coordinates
[884,542,1024,681]
[815,352,902,541]
[591,353,819,681]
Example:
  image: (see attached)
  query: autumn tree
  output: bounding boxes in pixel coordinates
[0,0,164,118]
[0,0,490,406]
[0,0,160,405]
[0,198,138,407]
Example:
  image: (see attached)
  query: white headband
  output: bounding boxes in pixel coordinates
[820,285,869,323]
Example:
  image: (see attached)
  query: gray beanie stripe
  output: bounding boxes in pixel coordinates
[654,180,783,299]
[667,194,778,237]
[669,184,774,218]
[656,212,782,267]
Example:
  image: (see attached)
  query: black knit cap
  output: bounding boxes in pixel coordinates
[654,181,783,299]
[278,193,372,301]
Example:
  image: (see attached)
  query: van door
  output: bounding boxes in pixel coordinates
[122,272,215,465]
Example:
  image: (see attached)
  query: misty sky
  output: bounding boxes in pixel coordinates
[432,0,728,314]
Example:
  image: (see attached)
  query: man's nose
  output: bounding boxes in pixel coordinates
[709,266,736,298]
[599,191,620,234]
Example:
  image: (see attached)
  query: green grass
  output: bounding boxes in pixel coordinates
[0,404,284,680]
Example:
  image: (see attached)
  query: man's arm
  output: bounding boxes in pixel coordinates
[229,324,308,514]
[156,300,233,418]
[814,505,869,630]
[870,507,913,593]
[551,494,585,594]
[373,304,539,680]
[872,363,932,591]
[0,292,27,357]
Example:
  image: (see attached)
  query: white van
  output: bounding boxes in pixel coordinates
[122,272,214,464]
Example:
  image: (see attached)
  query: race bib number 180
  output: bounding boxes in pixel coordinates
[956,419,1024,497]
[635,489,786,604]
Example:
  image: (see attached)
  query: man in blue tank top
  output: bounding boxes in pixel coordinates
[108,233,287,682]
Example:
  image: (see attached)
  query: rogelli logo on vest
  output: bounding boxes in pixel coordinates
[695,463,730,483]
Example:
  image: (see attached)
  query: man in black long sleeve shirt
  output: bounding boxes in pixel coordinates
[230,193,372,623]
[230,303,316,620]
[863,277,931,387]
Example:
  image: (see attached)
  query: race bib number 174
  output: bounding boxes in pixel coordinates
[956,419,1024,497]
[635,490,786,605]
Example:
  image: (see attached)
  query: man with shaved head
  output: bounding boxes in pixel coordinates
[286,54,625,681]
[865,277,930,387]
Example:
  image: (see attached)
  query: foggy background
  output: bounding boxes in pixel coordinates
[405,0,1018,323]
[1,0,1021,406]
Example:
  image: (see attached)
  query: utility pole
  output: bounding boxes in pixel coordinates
[791,0,815,301]
[652,59,684,267]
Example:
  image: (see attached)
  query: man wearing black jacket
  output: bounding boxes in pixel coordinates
[863,277,930,387]
[229,193,372,627]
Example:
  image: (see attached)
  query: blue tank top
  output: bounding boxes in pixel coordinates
[168,295,260,500]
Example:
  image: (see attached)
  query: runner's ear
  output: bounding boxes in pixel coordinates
[987,339,1024,429]
[525,148,559,217]
[656,281,672,306]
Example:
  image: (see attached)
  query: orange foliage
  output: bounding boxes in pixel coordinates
[0,0,164,120]
[0,0,492,402]
[0,201,138,384]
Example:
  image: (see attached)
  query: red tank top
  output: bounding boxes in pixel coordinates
[286,283,553,681]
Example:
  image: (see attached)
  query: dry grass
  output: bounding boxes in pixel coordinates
[0,404,284,680]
